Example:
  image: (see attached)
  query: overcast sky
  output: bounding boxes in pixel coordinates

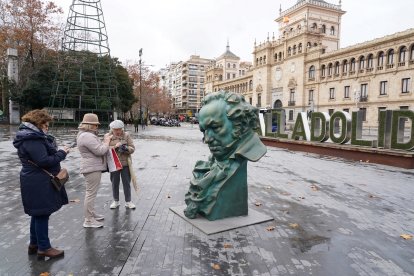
[53,0,414,70]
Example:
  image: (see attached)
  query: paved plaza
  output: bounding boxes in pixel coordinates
[0,123,413,276]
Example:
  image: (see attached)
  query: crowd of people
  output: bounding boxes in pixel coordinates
[13,110,136,259]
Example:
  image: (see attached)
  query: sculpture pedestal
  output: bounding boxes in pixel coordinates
[170,205,273,235]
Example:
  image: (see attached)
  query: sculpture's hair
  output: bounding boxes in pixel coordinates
[202,90,259,138]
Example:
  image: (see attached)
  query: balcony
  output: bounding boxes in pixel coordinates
[377,66,383,70]
[288,101,296,106]
[359,96,368,102]
[386,64,394,69]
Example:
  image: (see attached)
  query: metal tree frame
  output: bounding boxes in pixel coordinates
[49,0,118,123]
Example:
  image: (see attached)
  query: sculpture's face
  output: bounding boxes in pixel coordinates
[199,99,237,161]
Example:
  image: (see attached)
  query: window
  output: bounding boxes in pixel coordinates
[334,62,340,75]
[232,73,236,79]
[361,83,368,98]
[402,78,411,93]
[411,45,414,60]
[344,86,350,98]
[359,108,367,121]
[328,63,333,75]
[380,81,387,95]
[343,108,350,113]
[400,106,409,110]
[329,88,335,99]
[227,63,230,68]
[330,26,335,35]
[378,52,384,66]
[399,46,407,63]
[249,80,253,90]
[328,109,334,115]
[359,56,365,70]
[309,65,315,79]
[227,73,230,80]
[387,49,394,65]
[343,60,348,73]
[321,24,326,34]
[311,23,317,30]
[289,110,294,121]
[288,47,292,56]
[367,54,374,68]
[350,58,356,71]
[298,43,302,52]
[290,89,295,102]
[233,64,236,68]
[293,45,297,54]
[257,93,261,107]
[308,90,314,105]
[321,65,326,77]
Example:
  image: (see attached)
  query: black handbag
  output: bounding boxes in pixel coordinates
[27,160,69,191]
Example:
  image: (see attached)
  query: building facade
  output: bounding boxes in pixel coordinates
[161,55,213,116]
[205,0,414,129]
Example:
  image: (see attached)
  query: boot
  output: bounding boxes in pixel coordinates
[28,244,38,255]
[37,247,64,259]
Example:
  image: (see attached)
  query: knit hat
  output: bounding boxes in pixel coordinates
[109,119,125,129]
[80,113,100,125]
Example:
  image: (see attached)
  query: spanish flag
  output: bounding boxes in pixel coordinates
[283,16,289,23]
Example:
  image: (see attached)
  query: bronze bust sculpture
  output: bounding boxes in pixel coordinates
[184,91,267,221]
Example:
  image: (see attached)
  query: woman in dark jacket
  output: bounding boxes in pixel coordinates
[13,109,69,259]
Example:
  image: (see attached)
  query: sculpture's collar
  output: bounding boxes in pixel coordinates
[230,132,267,162]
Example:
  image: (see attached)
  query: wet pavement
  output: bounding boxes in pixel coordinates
[0,123,413,276]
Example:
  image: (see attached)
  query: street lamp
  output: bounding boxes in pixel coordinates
[139,48,142,129]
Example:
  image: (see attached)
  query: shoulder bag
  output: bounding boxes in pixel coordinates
[27,160,69,191]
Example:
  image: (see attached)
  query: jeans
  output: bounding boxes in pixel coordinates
[30,215,51,251]
[110,166,131,202]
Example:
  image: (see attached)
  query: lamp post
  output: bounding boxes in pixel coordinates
[139,48,143,129]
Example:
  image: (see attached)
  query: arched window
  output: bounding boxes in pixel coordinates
[321,24,326,34]
[309,65,315,79]
[298,43,302,53]
[311,23,317,30]
[249,80,253,91]
[350,58,356,72]
[227,63,230,68]
[334,61,340,75]
[328,63,333,75]
[256,58,259,66]
[330,26,335,35]
[378,51,384,66]
[274,53,277,61]
[307,42,311,48]
[359,56,365,70]
[367,54,374,68]
[288,47,292,56]
[387,49,394,65]
[343,60,348,73]
[399,46,407,63]
[278,52,282,60]
[411,45,414,60]
[233,64,236,68]
[263,55,267,64]
[259,57,263,65]
[321,65,326,77]
[293,45,297,54]
[313,42,318,47]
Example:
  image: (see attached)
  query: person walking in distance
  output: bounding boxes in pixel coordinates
[13,109,70,259]
[106,120,136,209]
[77,113,112,228]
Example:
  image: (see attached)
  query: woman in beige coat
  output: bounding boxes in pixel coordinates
[105,120,136,209]
[77,113,111,228]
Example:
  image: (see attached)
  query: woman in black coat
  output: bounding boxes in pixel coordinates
[13,109,70,259]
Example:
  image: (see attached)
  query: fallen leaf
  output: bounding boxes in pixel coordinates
[400,234,413,240]
[310,185,318,191]
[166,194,171,199]
[39,273,50,276]
[254,202,262,207]
[223,243,232,248]
[289,223,299,229]
[69,199,80,203]
[298,196,305,200]
[212,264,221,270]
[266,226,275,231]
